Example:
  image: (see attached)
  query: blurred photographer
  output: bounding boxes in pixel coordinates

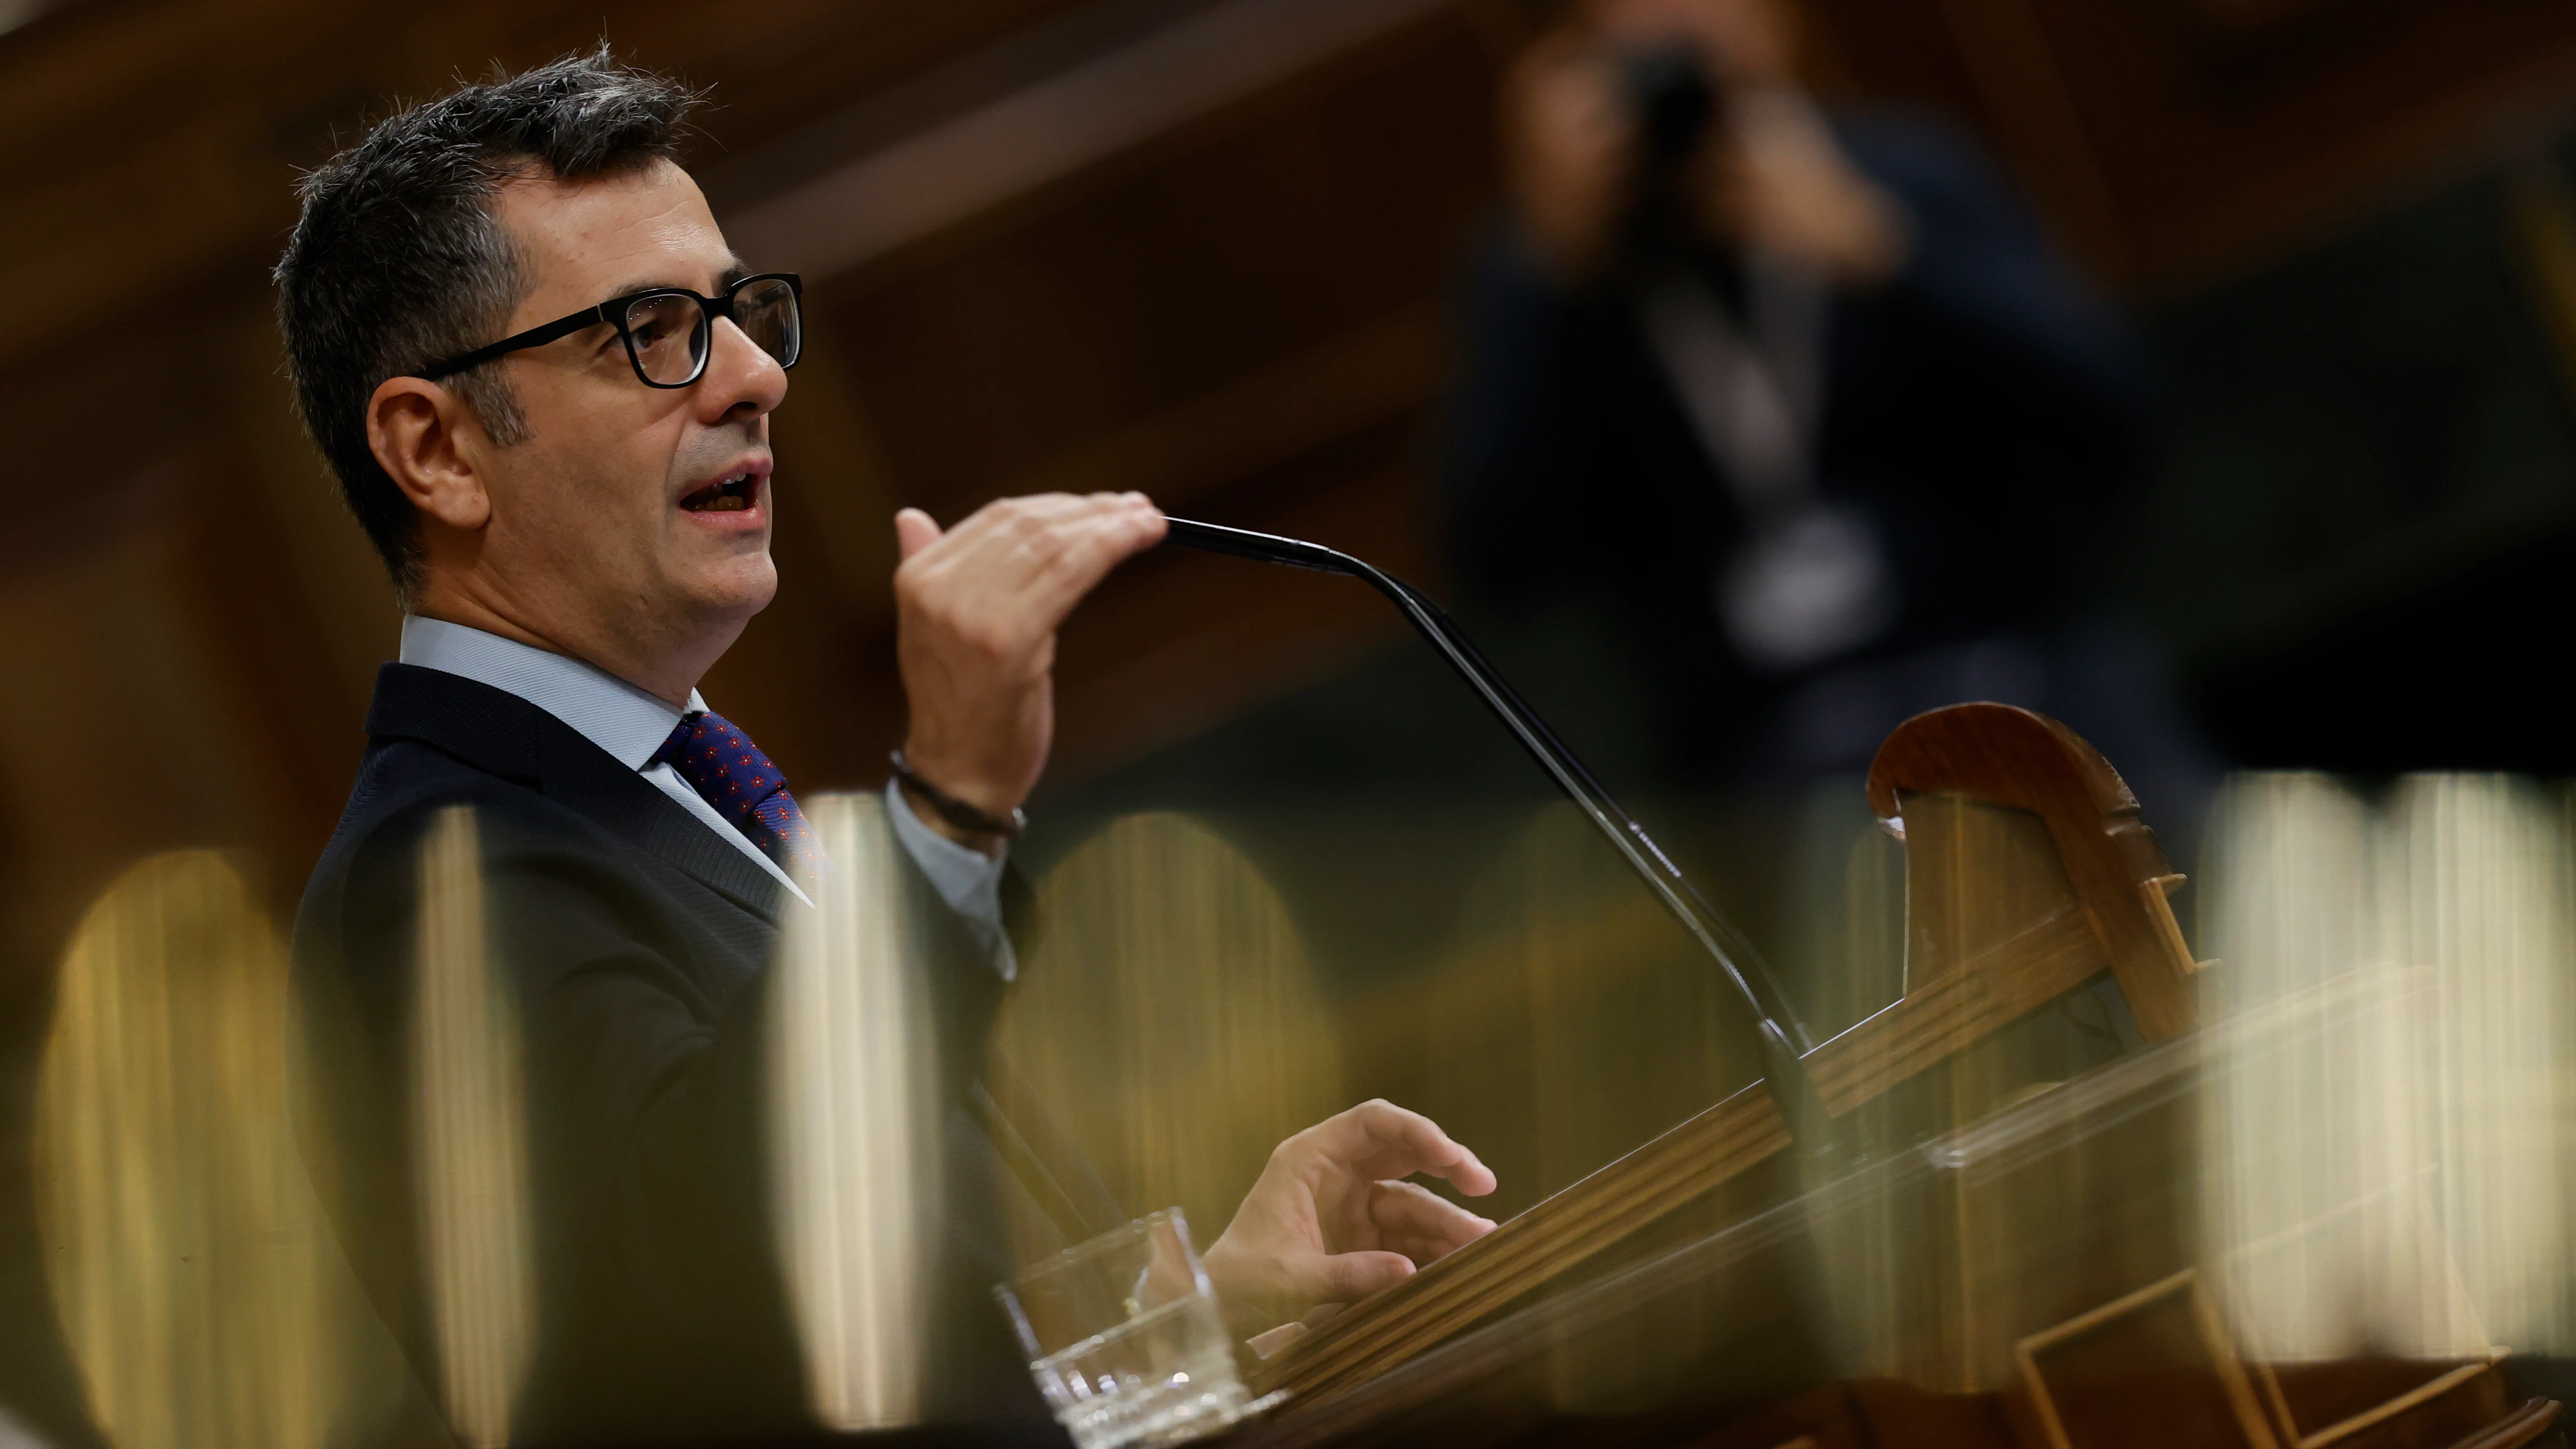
[1447,0,2175,791]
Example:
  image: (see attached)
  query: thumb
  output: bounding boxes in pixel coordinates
[894,507,942,560]
[1313,1250,1415,1306]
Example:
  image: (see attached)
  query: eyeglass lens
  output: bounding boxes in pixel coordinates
[733,278,802,371]
[619,280,801,386]
[622,294,707,385]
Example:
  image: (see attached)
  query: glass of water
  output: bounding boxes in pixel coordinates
[994,1208,1250,1449]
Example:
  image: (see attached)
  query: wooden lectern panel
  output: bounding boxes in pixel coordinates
[1234,709,2563,1449]
[1252,704,2204,1412]
[1805,704,2202,1116]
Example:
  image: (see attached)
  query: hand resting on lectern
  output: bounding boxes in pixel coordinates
[1203,1100,1499,1345]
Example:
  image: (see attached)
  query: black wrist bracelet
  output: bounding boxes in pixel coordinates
[888,750,1028,838]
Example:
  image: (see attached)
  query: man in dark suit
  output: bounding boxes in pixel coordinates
[279,51,1497,1443]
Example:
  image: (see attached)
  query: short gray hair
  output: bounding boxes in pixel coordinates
[274,48,702,600]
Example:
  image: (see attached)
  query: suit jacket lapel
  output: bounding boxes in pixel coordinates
[365,664,792,926]
[544,735,790,926]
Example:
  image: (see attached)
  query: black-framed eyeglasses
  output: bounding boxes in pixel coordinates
[414,272,804,389]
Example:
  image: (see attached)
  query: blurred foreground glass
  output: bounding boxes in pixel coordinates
[995,1209,1249,1449]
[997,811,1342,1269]
[2199,772,2576,1358]
[36,850,420,1449]
[772,791,940,1430]
[412,806,533,1449]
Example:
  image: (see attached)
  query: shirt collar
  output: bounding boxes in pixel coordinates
[399,615,707,770]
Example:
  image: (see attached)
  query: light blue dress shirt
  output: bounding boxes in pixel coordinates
[399,616,1015,976]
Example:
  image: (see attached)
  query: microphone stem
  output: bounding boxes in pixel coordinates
[1161,517,1820,1103]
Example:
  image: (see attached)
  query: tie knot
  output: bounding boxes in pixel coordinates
[653,710,786,804]
[652,710,824,886]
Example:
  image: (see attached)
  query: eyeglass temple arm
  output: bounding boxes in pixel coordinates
[416,306,609,382]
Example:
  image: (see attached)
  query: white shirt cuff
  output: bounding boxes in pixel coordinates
[883,779,1018,982]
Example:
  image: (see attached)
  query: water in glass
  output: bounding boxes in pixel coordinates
[1033,1290,1245,1449]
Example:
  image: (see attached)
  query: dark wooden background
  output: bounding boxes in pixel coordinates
[3,0,2570,952]
[3,0,2575,1439]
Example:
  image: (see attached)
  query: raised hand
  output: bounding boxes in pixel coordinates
[1709,87,1911,288]
[1202,1100,1499,1342]
[892,491,1166,846]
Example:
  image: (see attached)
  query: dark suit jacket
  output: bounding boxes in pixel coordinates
[1445,110,2146,782]
[293,663,1074,1445]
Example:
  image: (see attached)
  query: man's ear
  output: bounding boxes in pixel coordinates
[366,376,492,531]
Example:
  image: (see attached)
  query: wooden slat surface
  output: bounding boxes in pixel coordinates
[1250,1080,1791,1406]
[1804,902,2109,1116]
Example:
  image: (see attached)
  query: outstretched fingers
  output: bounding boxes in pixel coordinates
[1310,1099,1499,1199]
[1017,497,1167,621]
[1206,1099,1506,1337]
[916,491,1165,631]
[1367,1178,1497,1263]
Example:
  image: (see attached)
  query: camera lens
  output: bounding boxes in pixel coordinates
[1623,44,1716,170]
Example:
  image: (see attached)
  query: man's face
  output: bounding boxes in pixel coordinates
[470,160,785,665]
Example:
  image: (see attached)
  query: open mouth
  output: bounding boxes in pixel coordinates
[680,469,758,513]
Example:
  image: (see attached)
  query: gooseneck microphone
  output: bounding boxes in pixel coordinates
[1160,516,1822,1124]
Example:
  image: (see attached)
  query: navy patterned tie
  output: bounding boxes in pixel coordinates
[650,710,826,885]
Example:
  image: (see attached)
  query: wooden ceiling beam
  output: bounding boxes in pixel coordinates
[720,0,1468,282]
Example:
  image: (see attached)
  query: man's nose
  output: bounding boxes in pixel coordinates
[697,314,789,421]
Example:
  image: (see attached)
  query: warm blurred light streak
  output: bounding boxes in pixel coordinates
[411,806,535,1448]
[2200,773,2573,1360]
[2396,776,2574,1349]
[770,792,936,1430]
[33,852,384,1449]
[998,812,1338,1263]
[0,1404,53,1449]
[1409,804,1757,1412]
[1454,805,1754,1199]
[1782,791,1922,1385]
[1787,786,1909,1045]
